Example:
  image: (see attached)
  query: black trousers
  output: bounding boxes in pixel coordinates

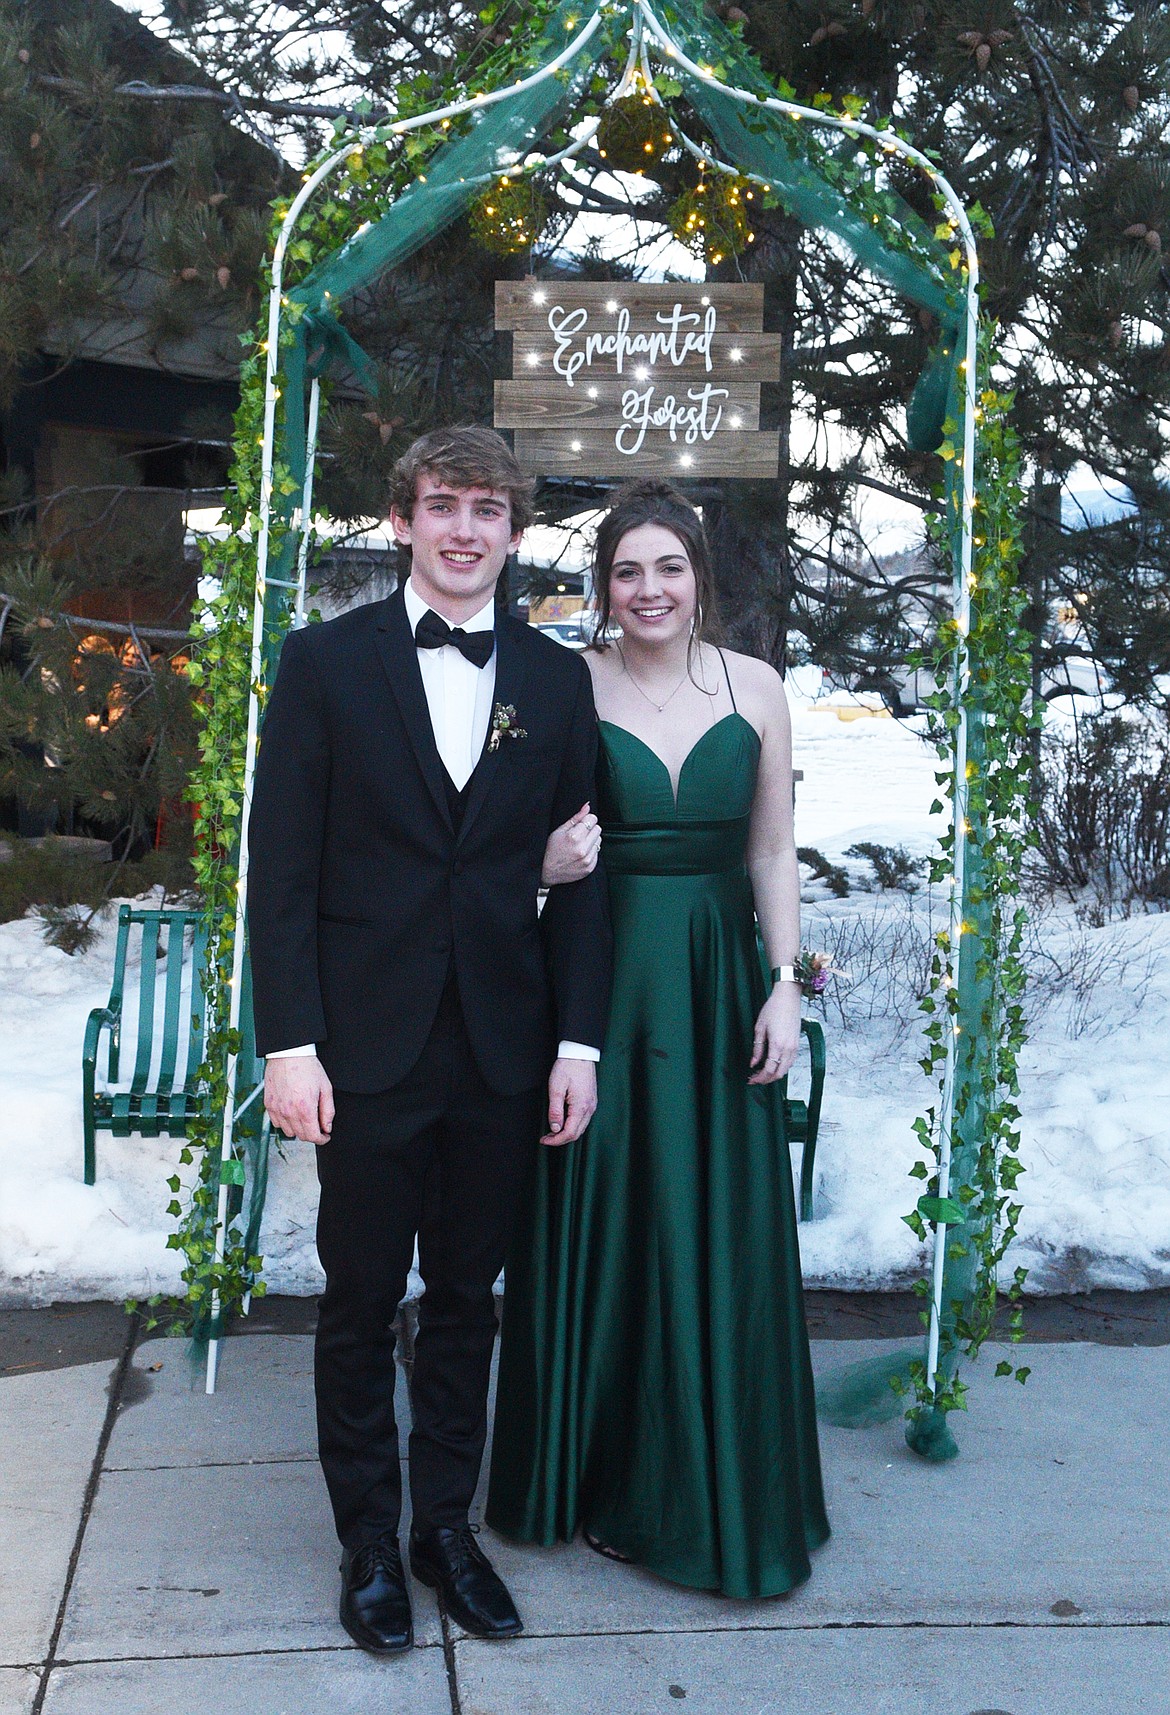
[314,976,541,1550]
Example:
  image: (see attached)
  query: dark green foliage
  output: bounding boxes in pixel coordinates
[797,844,851,895]
[844,839,926,891]
[0,836,189,935]
[698,2,1170,698]
[0,0,282,403]
[143,0,1170,706]
[0,0,287,921]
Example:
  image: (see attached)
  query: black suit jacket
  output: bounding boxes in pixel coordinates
[246,587,612,1095]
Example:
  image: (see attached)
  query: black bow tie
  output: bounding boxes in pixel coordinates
[414,608,495,668]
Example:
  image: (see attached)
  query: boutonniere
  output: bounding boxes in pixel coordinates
[488,702,527,752]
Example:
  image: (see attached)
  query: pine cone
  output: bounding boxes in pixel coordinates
[1108,321,1124,349]
[975,42,992,71]
[861,0,877,16]
[216,265,232,288]
[726,5,749,20]
[957,30,983,47]
[1122,85,1140,112]
[179,266,200,281]
[17,47,29,63]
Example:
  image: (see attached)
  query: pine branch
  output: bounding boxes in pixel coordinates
[34,72,383,126]
[0,594,191,642]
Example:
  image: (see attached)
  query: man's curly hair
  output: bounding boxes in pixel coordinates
[389,425,535,533]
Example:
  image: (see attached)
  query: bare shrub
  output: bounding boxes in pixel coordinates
[1023,915,1157,1038]
[1032,715,1170,915]
[805,896,938,1037]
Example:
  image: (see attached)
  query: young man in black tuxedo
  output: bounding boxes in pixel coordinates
[247,426,610,1653]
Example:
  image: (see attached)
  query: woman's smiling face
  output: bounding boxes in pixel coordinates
[605,522,697,648]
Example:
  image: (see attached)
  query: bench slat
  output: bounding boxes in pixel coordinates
[128,917,161,1097]
[186,919,210,1093]
[150,913,195,1118]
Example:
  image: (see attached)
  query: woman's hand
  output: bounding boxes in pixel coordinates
[749,981,802,1084]
[541,802,602,886]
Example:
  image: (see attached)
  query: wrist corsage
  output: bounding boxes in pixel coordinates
[773,950,850,999]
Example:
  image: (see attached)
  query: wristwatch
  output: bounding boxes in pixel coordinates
[771,965,799,986]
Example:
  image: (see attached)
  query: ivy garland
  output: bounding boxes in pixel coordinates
[158,0,578,1333]
[900,326,1037,1421]
[163,1,1021,1365]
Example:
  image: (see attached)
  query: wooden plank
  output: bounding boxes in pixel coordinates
[510,330,781,382]
[495,280,764,331]
[495,378,761,430]
[513,428,780,479]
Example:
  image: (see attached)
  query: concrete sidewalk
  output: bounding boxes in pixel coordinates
[2,1331,1167,1715]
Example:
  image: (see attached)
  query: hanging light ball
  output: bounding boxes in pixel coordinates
[469,175,549,256]
[668,171,756,264]
[596,93,674,174]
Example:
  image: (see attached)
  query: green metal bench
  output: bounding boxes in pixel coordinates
[82,906,266,1202]
[755,927,827,1221]
[784,1018,826,1223]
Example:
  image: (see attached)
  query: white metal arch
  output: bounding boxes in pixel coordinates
[206,0,980,1401]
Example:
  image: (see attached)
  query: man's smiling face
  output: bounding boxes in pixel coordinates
[392,473,522,621]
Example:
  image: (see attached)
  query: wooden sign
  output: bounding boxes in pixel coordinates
[494,281,779,478]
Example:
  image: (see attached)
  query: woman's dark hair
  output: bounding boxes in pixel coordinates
[589,479,721,648]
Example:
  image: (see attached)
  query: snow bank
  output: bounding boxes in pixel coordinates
[1,694,1166,1302]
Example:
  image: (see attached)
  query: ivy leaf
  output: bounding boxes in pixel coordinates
[916,1194,968,1226]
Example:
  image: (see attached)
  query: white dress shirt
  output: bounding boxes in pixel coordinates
[269,575,598,1064]
[403,579,496,791]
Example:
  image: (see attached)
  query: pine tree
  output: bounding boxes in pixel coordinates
[148,2,1166,703]
[23,1,1170,713]
[0,0,285,936]
[713,1,1170,701]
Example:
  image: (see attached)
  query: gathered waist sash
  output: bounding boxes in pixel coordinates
[601,817,751,877]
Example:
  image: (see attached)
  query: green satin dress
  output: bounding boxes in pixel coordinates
[486,706,830,1599]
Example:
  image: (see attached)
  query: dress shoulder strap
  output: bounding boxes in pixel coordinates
[715,646,738,713]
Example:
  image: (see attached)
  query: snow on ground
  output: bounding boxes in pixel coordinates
[2,688,1168,1304]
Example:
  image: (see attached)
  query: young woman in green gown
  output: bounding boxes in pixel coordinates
[487,480,829,1600]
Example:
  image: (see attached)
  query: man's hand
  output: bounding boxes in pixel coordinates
[541,1056,597,1147]
[265,1055,335,1145]
[541,802,601,887]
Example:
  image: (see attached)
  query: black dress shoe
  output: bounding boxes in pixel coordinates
[409,1526,522,1639]
[339,1539,413,1654]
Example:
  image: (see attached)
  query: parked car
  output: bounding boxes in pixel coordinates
[535,617,588,649]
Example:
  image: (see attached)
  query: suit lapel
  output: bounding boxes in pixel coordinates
[458,613,529,847]
[373,588,454,833]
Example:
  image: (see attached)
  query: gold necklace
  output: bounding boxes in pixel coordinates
[617,644,692,713]
[617,642,716,713]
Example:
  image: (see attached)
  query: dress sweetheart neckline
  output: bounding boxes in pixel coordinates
[597,712,759,807]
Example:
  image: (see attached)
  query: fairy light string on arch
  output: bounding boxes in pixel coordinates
[180,0,1032,1454]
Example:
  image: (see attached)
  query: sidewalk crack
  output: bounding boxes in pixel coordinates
[29,1311,141,1715]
